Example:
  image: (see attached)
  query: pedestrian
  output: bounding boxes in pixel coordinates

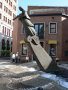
[11,53,15,62]
[26,56,29,62]
[15,52,19,63]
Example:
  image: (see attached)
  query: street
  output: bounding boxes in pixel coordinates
[0,59,67,90]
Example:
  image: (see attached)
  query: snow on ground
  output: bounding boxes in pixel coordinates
[41,72,68,88]
[28,67,37,72]
[58,64,68,70]
[0,60,68,89]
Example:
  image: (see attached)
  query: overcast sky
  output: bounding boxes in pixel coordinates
[17,0,68,14]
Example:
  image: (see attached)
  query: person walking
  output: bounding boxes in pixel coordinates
[15,52,19,63]
[11,53,15,62]
[26,56,29,62]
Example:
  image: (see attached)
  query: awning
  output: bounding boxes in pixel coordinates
[48,40,57,44]
[20,40,27,44]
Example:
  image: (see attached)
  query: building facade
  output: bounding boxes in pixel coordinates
[13,18,32,61]
[0,0,17,56]
[13,6,68,61]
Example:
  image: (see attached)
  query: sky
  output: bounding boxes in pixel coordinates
[17,0,68,14]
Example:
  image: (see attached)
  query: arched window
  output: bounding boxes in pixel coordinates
[2,39,5,50]
[6,40,10,50]
[11,41,12,51]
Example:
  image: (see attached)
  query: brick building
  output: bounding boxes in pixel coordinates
[13,6,68,61]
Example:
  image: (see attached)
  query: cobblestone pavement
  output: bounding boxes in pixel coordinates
[0,59,67,90]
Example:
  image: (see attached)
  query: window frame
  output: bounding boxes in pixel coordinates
[49,22,57,34]
[21,44,28,56]
[49,44,57,57]
[0,2,2,8]
[64,51,68,56]
[0,14,2,19]
[34,23,45,38]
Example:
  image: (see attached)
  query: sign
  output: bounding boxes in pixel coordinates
[48,40,57,44]
[20,40,27,44]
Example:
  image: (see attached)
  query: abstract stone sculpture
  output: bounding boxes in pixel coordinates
[13,7,59,73]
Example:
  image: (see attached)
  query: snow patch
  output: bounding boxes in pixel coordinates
[28,67,37,72]
[41,73,68,88]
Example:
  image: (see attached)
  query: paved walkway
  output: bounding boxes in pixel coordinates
[0,59,67,90]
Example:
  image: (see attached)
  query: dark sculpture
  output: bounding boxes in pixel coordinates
[13,7,59,73]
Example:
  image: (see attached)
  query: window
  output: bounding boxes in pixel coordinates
[11,2,12,7]
[0,2,2,8]
[10,20,11,25]
[64,51,68,56]
[9,30,10,36]
[49,44,56,57]
[7,29,8,36]
[9,0,10,5]
[4,6,12,16]
[2,26,4,34]
[4,6,5,11]
[21,44,28,55]
[13,14,15,18]
[2,39,5,50]
[6,7,8,13]
[34,23,44,38]
[6,40,10,50]
[49,23,57,34]
[14,0,17,2]
[0,14,2,19]
[7,0,8,3]
[5,27,6,35]
[3,16,5,21]
[8,10,11,15]
[13,5,16,11]
[3,16,8,23]
[8,19,9,24]
[6,17,7,22]
[7,29,10,36]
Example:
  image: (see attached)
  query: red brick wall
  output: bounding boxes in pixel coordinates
[62,18,68,60]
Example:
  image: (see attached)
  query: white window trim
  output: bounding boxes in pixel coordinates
[49,22,57,34]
